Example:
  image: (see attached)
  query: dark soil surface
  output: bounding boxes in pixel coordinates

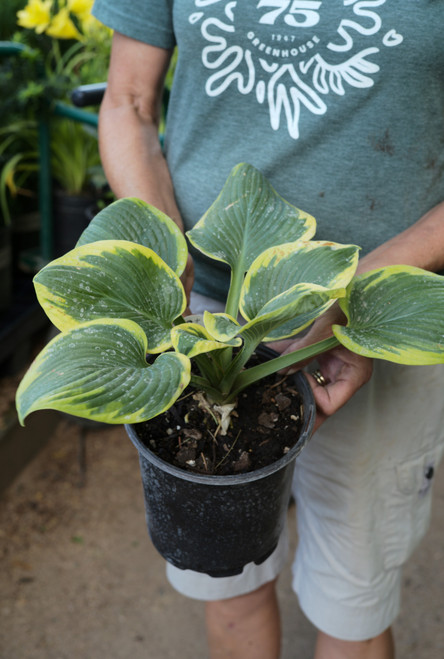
[135,373,304,476]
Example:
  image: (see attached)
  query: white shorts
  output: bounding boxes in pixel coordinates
[167,293,444,641]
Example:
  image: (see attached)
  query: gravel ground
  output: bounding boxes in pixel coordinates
[1,417,443,659]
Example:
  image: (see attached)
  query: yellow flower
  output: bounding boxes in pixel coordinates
[67,0,94,19]
[46,7,83,40]
[17,0,53,34]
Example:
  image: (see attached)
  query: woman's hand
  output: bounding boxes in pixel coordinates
[305,346,373,431]
[271,303,373,431]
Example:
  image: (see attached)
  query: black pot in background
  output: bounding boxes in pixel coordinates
[52,190,97,258]
[126,351,315,578]
[0,224,12,312]
[11,211,40,274]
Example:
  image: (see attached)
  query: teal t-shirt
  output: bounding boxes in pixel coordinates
[93,0,444,301]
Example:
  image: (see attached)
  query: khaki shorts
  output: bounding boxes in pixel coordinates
[167,293,444,641]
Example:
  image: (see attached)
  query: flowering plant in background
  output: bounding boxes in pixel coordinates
[0,0,111,221]
[8,0,111,116]
[17,0,101,42]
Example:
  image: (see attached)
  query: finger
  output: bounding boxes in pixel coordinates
[305,373,329,431]
[306,358,372,429]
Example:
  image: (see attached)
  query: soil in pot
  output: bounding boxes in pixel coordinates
[134,364,305,477]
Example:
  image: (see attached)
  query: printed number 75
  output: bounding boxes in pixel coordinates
[257,0,322,27]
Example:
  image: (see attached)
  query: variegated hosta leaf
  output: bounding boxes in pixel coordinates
[240,282,345,342]
[237,240,357,340]
[241,240,359,319]
[16,319,191,425]
[34,240,186,353]
[77,197,188,276]
[187,162,316,273]
[171,322,241,358]
[203,312,241,342]
[334,266,444,364]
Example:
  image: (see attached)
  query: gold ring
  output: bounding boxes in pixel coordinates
[312,369,328,386]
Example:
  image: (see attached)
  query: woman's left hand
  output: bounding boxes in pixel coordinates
[304,347,373,431]
[271,303,373,431]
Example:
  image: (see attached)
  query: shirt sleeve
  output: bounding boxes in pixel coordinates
[92,0,175,49]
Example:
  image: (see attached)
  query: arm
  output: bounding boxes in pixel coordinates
[98,32,193,297]
[356,201,444,275]
[280,201,444,430]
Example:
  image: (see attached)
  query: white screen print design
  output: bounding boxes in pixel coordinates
[189,0,404,139]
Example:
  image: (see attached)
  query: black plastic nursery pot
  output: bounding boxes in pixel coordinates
[52,190,96,258]
[126,354,315,578]
[12,211,40,274]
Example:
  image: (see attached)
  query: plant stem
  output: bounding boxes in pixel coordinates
[225,265,244,319]
[194,354,223,387]
[218,338,259,395]
[219,270,243,372]
[189,375,226,403]
[227,335,340,400]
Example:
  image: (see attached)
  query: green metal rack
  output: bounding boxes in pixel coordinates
[0,41,99,265]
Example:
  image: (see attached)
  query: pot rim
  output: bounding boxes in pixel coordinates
[125,369,315,486]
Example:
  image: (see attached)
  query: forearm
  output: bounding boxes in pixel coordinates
[357,201,444,275]
[99,100,183,229]
[97,33,183,230]
[277,200,444,352]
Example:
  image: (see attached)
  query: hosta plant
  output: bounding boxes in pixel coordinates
[16,163,444,429]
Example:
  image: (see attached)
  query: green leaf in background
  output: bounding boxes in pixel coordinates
[34,240,186,353]
[334,266,444,364]
[77,197,188,276]
[187,162,316,273]
[50,118,101,195]
[16,319,191,425]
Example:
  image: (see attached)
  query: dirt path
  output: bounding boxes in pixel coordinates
[1,417,443,658]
